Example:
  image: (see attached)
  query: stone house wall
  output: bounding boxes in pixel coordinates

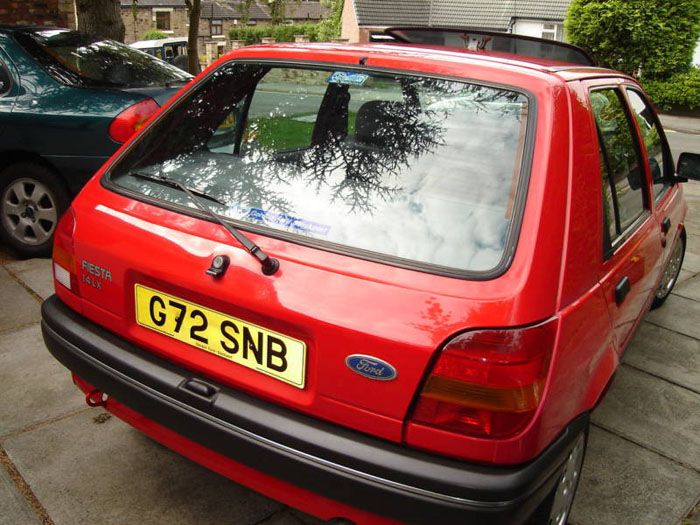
[0,0,76,29]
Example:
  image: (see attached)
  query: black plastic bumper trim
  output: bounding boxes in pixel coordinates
[41,295,587,524]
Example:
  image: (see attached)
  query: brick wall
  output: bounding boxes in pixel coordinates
[0,0,76,28]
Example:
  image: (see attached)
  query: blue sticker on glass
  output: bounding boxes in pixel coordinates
[246,208,331,236]
[327,71,369,86]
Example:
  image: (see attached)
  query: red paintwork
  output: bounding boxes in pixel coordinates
[54,41,687,512]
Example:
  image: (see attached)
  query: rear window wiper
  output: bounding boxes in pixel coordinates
[129,171,280,275]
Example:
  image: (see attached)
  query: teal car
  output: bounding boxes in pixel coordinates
[0,26,192,256]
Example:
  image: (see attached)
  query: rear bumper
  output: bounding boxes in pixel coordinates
[41,295,586,524]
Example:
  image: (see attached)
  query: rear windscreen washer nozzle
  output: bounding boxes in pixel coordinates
[206,255,230,277]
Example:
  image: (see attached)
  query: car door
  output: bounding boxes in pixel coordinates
[623,86,685,279]
[586,80,664,352]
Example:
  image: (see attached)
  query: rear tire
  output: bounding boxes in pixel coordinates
[651,232,685,310]
[526,426,588,525]
[0,162,70,258]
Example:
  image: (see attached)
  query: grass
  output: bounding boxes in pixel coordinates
[249,111,359,152]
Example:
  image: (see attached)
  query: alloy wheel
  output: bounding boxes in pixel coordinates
[656,238,684,300]
[548,433,585,525]
[1,177,59,246]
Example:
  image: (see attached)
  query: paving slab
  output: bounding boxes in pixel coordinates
[0,324,86,437]
[570,426,700,525]
[623,322,700,393]
[682,250,700,274]
[287,509,324,525]
[5,258,54,300]
[679,269,696,284]
[645,293,700,340]
[0,462,39,525]
[2,409,283,525]
[0,267,41,334]
[673,273,700,302]
[591,366,700,470]
[262,510,312,525]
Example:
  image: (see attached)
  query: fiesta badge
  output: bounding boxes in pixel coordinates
[345,354,397,381]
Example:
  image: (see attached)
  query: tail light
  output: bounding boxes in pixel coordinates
[409,320,557,439]
[53,207,80,296]
[109,98,159,143]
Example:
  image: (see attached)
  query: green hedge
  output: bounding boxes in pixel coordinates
[142,30,168,41]
[642,68,700,110]
[228,23,322,46]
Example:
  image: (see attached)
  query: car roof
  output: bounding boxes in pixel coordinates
[131,38,188,48]
[232,42,631,83]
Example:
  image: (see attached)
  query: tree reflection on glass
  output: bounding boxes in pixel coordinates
[110,63,531,272]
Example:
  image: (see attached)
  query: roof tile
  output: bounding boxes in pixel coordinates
[354,0,571,29]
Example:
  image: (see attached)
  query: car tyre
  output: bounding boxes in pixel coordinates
[651,232,686,310]
[0,162,69,258]
[526,426,588,525]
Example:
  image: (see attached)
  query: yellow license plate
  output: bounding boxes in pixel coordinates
[134,284,306,388]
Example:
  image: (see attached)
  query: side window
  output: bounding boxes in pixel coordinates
[590,88,647,249]
[243,68,328,154]
[626,89,671,200]
[0,60,11,96]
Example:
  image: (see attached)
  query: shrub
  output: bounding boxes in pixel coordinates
[565,0,700,79]
[642,68,700,110]
[228,23,321,45]
[142,30,168,41]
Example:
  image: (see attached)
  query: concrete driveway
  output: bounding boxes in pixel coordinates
[1,119,699,524]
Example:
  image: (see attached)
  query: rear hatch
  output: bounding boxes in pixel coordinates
[65,58,544,443]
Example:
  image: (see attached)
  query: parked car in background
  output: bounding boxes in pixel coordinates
[0,26,192,257]
[130,37,191,72]
[41,29,700,524]
[131,37,188,61]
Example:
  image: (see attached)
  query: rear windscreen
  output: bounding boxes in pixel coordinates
[16,29,191,88]
[387,28,595,66]
[108,63,533,275]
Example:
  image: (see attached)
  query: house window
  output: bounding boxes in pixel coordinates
[541,23,561,41]
[155,11,171,31]
[211,19,223,36]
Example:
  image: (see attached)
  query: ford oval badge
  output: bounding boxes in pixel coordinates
[345,354,397,381]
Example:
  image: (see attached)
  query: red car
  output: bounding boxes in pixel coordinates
[41,29,700,524]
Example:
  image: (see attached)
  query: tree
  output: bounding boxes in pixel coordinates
[316,0,343,41]
[75,0,126,42]
[268,0,287,25]
[565,0,700,80]
[237,0,255,24]
[184,0,202,75]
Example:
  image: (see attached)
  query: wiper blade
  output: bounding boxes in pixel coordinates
[130,171,279,275]
[131,171,225,205]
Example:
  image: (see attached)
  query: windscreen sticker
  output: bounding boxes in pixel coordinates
[327,71,369,86]
[246,208,331,236]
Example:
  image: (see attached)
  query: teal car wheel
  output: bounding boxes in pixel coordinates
[0,162,68,257]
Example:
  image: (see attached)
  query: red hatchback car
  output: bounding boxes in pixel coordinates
[41,30,700,524]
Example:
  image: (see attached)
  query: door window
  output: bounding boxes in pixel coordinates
[591,88,647,250]
[0,60,11,96]
[626,89,671,201]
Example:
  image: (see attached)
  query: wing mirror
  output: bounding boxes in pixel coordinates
[677,152,700,182]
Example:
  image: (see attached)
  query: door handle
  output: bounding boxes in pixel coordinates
[615,276,631,305]
[661,217,672,234]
